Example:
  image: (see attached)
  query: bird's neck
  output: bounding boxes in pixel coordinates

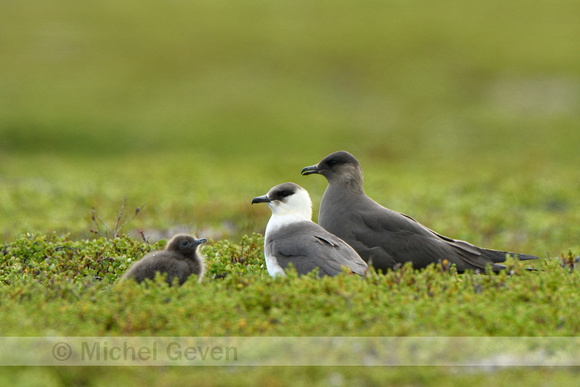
[265,212,312,237]
[327,177,365,196]
[319,182,362,224]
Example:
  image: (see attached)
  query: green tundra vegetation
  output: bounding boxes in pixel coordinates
[1,0,579,385]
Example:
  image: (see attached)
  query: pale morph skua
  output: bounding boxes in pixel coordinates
[252,182,368,277]
[302,151,539,273]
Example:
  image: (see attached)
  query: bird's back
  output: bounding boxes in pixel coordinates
[122,251,197,285]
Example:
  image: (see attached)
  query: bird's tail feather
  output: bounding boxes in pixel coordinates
[482,248,539,263]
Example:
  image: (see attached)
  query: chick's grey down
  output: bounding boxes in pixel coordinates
[121,234,206,285]
[302,151,539,273]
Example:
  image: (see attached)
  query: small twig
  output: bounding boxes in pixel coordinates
[111,197,128,237]
[90,198,146,240]
[96,210,114,238]
[114,203,146,237]
[138,229,149,244]
[90,207,103,236]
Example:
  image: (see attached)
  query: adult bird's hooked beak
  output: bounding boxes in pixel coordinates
[301,165,320,175]
[251,195,271,205]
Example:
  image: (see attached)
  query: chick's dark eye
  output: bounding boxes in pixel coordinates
[181,241,189,247]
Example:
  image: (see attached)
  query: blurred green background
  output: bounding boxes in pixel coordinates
[1,1,579,254]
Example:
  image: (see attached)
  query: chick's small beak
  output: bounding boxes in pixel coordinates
[251,195,271,205]
[301,165,320,175]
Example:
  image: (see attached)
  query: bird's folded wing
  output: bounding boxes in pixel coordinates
[352,206,504,270]
[269,223,367,276]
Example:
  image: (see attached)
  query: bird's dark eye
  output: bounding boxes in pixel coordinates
[327,159,339,167]
[181,241,189,247]
[279,190,292,198]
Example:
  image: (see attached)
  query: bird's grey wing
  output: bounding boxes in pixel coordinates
[351,204,500,271]
[311,232,368,276]
[399,210,539,263]
[268,223,367,277]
